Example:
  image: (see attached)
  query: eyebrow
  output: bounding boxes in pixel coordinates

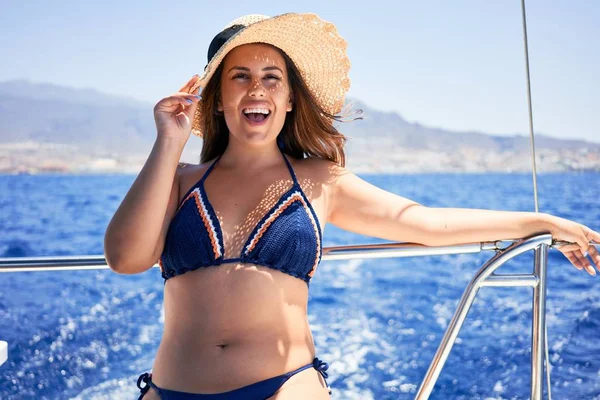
[228,66,283,73]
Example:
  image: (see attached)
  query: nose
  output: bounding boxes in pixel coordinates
[248,78,266,98]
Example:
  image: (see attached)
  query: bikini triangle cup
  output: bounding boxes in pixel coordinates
[159,146,323,285]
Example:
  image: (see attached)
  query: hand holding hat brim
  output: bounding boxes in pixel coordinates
[153,76,203,141]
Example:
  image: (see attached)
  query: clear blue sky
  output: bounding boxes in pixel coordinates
[1,0,598,142]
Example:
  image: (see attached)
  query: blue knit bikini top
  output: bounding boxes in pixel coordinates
[159,146,323,285]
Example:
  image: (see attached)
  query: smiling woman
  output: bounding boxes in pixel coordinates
[102,11,600,400]
[104,13,357,400]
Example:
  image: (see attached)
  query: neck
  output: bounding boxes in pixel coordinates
[218,137,283,171]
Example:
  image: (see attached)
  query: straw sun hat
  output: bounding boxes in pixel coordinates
[188,13,351,137]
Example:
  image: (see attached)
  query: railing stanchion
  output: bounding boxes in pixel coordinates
[414,276,481,399]
[414,234,552,399]
[531,243,549,400]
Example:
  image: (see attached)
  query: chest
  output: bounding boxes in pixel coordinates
[160,158,328,282]
[180,167,326,237]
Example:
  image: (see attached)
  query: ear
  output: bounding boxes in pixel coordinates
[217,100,223,112]
[286,94,293,112]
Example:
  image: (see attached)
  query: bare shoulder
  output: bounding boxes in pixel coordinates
[289,157,352,222]
[174,160,214,203]
[176,161,206,178]
[290,156,346,188]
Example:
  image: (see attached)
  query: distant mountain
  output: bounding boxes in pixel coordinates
[1,80,598,173]
[0,80,156,155]
[341,99,599,152]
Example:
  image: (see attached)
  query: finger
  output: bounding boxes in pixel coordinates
[172,96,196,109]
[189,80,203,95]
[182,94,201,119]
[575,233,590,255]
[574,249,596,276]
[554,243,580,252]
[175,92,202,101]
[173,94,201,109]
[587,244,600,267]
[178,75,199,93]
[178,74,200,94]
[156,95,199,113]
[167,93,201,118]
[574,224,600,255]
[563,251,584,271]
[584,226,600,246]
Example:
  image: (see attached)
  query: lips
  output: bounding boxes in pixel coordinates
[241,108,271,126]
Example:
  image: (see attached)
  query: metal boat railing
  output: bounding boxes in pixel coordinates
[0,233,554,399]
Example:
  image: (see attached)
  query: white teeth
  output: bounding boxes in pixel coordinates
[243,108,270,115]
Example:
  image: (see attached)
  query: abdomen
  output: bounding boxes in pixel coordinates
[150,263,316,393]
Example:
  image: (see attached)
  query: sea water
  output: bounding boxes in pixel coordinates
[0,172,599,399]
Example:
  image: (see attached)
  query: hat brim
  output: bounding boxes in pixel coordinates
[189,13,351,137]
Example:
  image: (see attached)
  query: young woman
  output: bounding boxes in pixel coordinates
[103,13,600,400]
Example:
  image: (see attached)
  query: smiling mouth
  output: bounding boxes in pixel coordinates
[242,109,271,125]
[244,113,269,122]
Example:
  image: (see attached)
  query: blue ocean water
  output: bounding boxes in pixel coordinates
[0,172,599,400]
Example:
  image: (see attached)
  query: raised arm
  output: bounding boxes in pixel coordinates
[327,165,600,275]
[104,139,184,273]
[103,75,202,274]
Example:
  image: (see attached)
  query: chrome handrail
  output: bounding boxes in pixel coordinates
[0,240,513,272]
[0,235,553,399]
[415,234,552,399]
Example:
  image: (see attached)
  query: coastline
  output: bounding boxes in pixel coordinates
[2,140,600,175]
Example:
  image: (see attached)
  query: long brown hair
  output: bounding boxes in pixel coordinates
[197,45,361,166]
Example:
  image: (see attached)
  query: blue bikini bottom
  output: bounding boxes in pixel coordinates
[136,357,331,400]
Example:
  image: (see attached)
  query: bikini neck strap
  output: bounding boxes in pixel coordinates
[200,145,299,186]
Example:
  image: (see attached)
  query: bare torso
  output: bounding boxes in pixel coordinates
[149,155,331,396]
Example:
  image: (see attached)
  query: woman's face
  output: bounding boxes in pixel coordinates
[218,43,293,147]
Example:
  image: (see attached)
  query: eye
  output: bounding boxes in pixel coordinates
[232,73,282,81]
